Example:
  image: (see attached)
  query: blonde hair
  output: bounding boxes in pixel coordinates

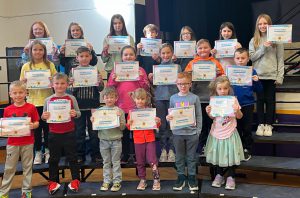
[177,72,192,82]
[196,39,211,48]
[130,88,151,107]
[52,72,68,83]
[208,76,234,96]
[253,14,272,49]
[9,81,27,92]
[102,86,118,98]
[143,24,159,35]
[159,43,173,54]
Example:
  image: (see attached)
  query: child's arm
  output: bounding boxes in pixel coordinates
[126,114,133,130]
[155,117,161,128]
[252,70,263,93]
[90,48,98,66]
[118,109,126,131]
[195,97,203,134]
[30,121,39,130]
[101,38,110,63]
[97,73,104,92]
[205,105,215,119]
[233,102,243,119]
[107,71,118,87]
[249,38,270,62]
[138,68,150,90]
[70,96,81,118]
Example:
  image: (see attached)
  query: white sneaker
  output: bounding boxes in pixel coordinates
[167,149,176,162]
[159,149,167,162]
[256,124,265,136]
[34,151,42,165]
[45,149,50,164]
[264,124,273,136]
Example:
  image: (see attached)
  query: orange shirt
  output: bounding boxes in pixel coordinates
[185,56,224,76]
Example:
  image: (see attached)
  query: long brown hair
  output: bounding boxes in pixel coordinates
[179,26,196,41]
[29,40,51,69]
[29,21,50,39]
[67,22,84,39]
[108,14,128,36]
[253,14,272,49]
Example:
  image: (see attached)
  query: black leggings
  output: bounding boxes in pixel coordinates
[215,165,236,178]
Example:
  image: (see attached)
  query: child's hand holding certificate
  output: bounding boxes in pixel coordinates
[168,105,196,130]
[91,108,120,130]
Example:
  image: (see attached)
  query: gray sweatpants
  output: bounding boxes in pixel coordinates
[0,144,34,196]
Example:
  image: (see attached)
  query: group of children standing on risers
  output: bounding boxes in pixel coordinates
[0,12,284,197]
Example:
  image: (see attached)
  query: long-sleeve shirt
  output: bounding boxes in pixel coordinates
[107,66,149,113]
[169,92,202,136]
[185,56,224,103]
[97,106,126,141]
[43,94,81,133]
[249,35,284,84]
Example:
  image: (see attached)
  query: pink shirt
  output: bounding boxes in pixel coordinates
[107,67,150,113]
[210,98,240,140]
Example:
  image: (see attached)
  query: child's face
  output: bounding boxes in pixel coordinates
[70,25,82,39]
[216,82,230,96]
[32,44,45,61]
[177,77,192,95]
[76,51,92,66]
[258,17,268,33]
[32,23,45,38]
[113,18,123,33]
[122,48,136,62]
[160,47,173,62]
[234,52,249,66]
[221,26,233,40]
[197,42,211,58]
[103,94,117,107]
[134,97,147,108]
[52,78,68,95]
[145,30,158,39]
[181,29,192,41]
[9,87,26,105]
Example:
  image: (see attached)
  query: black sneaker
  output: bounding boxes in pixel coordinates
[243,149,251,161]
[188,175,198,191]
[173,174,186,191]
[199,146,206,157]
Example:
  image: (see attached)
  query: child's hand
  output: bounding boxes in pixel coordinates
[29,122,38,130]
[102,44,109,56]
[232,103,239,113]
[60,44,66,54]
[127,119,133,125]
[263,41,273,47]
[51,46,57,55]
[172,55,177,62]
[24,42,31,54]
[70,109,77,117]
[148,73,153,82]
[90,116,95,122]
[210,48,217,55]
[155,117,161,124]
[235,43,242,49]
[137,43,143,49]
[205,105,212,114]
[116,110,121,117]
[152,53,160,62]
[111,73,116,81]
[42,112,50,120]
[87,42,93,50]
[69,77,74,86]
[98,73,103,83]
[252,75,259,81]
[166,114,173,121]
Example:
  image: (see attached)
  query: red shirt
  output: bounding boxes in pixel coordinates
[3,103,39,146]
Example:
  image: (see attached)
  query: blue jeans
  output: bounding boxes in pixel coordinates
[156,100,174,151]
[173,134,199,176]
[100,139,122,183]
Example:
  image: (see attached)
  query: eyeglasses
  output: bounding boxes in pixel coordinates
[182,32,192,35]
[177,83,191,86]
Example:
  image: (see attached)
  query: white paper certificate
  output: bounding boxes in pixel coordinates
[192,61,216,81]
[65,39,87,57]
[174,41,196,58]
[108,36,130,53]
[226,65,252,86]
[114,61,139,81]
[169,105,196,130]
[130,108,157,130]
[267,24,292,43]
[47,100,71,123]
[153,64,178,85]
[91,108,120,130]
[25,70,51,89]
[210,96,235,117]
[215,39,237,58]
[72,66,98,87]
[0,117,31,137]
[140,38,162,56]
[30,38,54,55]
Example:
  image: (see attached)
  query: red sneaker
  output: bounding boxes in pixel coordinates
[48,181,61,195]
[68,179,80,192]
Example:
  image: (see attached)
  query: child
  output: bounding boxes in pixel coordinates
[173,26,197,71]
[232,48,262,160]
[69,46,104,163]
[91,87,125,192]
[249,13,284,136]
[127,88,161,191]
[137,24,161,75]
[41,73,81,195]
[107,45,149,163]
[149,43,182,162]
[21,21,60,67]
[59,22,98,75]
[166,72,202,191]
[211,22,242,70]
[185,39,224,156]
[102,14,135,77]
[20,40,57,165]
[0,81,39,198]
[205,76,244,190]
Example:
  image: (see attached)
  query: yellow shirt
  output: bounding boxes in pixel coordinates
[20,62,57,106]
